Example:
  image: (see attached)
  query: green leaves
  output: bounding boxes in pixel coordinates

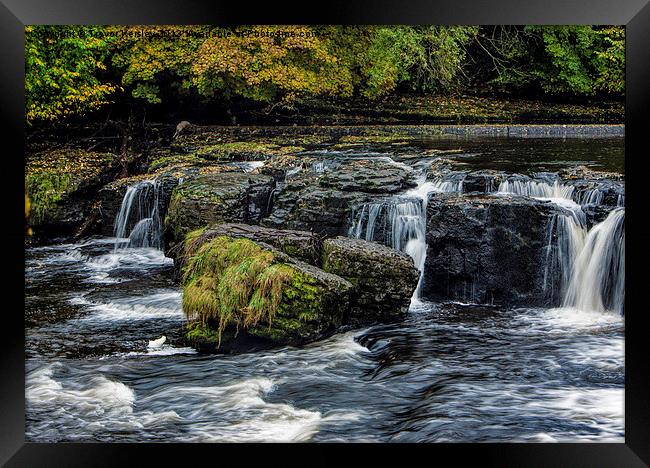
[25,25,119,122]
[25,25,625,123]
[363,26,479,99]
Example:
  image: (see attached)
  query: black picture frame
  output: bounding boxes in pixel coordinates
[4,1,649,465]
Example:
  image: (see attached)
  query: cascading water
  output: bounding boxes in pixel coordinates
[499,179,575,200]
[113,180,163,250]
[544,207,624,314]
[562,208,625,314]
[349,177,462,299]
[501,178,624,314]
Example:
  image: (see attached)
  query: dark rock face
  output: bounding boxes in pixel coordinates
[164,172,275,249]
[262,157,416,236]
[461,170,506,193]
[421,194,561,306]
[322,237,419,325]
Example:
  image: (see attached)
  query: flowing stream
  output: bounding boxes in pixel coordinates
[25,136,624,442]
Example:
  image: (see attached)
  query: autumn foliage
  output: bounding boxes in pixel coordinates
[25,25,626,123]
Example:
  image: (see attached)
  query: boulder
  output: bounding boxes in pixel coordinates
[163,172,275,250]
[262,157,416,236]
[170,223,322,267]
[461,170,506,193]
[179,235,352,353]
[421,193,562,306]
[322,237,419,324]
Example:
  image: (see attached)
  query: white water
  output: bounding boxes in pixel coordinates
[562,208,625,314]
[349,176,462,299]
[499,179,575,200]
[544,208,624,314]
[113,180,163,250]
[499,178,624,315]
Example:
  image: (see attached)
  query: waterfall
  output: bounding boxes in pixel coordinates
[499,179,575,200]
[113,180,163,250]
[543,210,587,301]
[562,208,625,314]
[349,177,461,299]
[544,208,624,314]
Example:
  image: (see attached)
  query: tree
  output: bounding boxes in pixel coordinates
[191,26,354,104]
[476,25,625,97]
[25,26,119,122]
[362,26,479,99]
[110,25,208,105]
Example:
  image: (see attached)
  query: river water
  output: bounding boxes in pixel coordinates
[25,136,624,442]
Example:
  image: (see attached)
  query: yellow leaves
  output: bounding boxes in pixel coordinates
[25,192,31,220]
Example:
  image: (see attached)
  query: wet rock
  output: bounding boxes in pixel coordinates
[559,165,624,182]
[421,193,562,306]
[262,157,416,236]
[180,236,352,353]
[461,170,505,193]
[164,172,275,251]
[322,237,419,325]
[318,158,416,194]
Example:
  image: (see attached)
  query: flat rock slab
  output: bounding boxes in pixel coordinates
[173,222,322,267]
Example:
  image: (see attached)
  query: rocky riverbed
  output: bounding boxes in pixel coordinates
[25,126,625,442]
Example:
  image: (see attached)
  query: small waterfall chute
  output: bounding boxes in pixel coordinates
[544,207,624,314]
[562,208,625,314]
[349,177,461,299]
[113,180,163,251]
[499,179,575,200]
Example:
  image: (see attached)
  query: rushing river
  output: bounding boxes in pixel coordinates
[25,136,624,442]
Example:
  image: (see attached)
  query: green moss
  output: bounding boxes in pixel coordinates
[186,321,221,343]
[26,171,73,224]
[25,148,115,225]
[191,141,304,161]
[181,236,302,345]
[337,134,413,145]
[149,153,205,172]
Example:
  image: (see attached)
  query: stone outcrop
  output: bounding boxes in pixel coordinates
[163,172,275,250]
[421,193,562,306]
[26,149,119,239]
[322,237,419,324]
[262,157,416,236]
[178,225,422,353]
[171,222,323,266]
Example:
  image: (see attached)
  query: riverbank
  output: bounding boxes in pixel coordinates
[252,95,624,126]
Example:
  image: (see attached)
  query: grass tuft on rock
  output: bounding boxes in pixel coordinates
[181,235,296,345]
[26,171,72,224]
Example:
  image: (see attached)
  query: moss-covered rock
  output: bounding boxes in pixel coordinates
[171,137,304,161]
[322,237,419,325]
[172,223,322,267]
[25,148,117,238]
[163,172,275,252]
[180,235,352,353]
